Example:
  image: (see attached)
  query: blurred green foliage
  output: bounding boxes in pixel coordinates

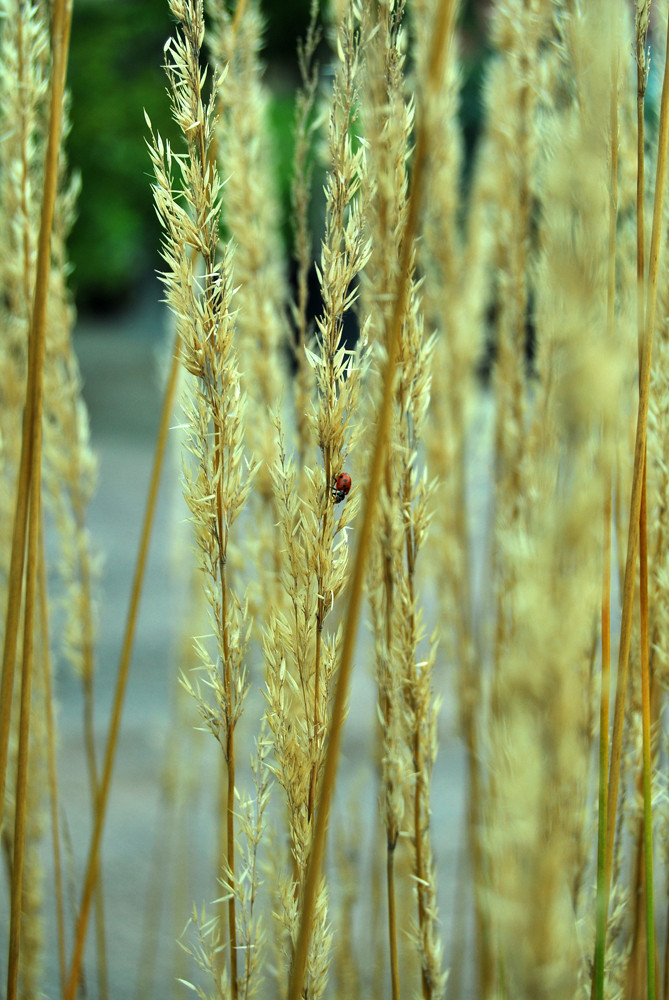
[267,92,298,247]
[67,0,176,308]
[66,0,485,311]
[67,0,310,310]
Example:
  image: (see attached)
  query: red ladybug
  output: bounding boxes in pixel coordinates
[331,472,352,504]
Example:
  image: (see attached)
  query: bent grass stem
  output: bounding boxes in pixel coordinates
[64,334,182,1000]
[0,0,72,832]
[287,3,454,996]
[605,6,669,974]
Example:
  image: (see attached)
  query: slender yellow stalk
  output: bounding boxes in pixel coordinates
[0,0,72,832]
[64,421,108,996]
[264,9,371,995]
[145,597,205,999]
[83,654,109,1000]
[64,334,182,1000]
[39,535,66,995]
[226,692,238,998]
[635,8,656,989]
[7,460,41,1000]
[360,1,412,990]
[605,0,667,913]
[665,902,669,1000]
[0,1,35,835]
[149,6,261,994]
[378,487,402,999]
[639,478,656,1000]
[593,497,612,1000]
[4,3,72,989]
[287,2,454,997]
[387,841,400,1000]
[592,48,619,1000]
[614,16,651,991]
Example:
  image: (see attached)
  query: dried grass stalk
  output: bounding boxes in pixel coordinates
[148,1,258,996]
[264,7,369,996]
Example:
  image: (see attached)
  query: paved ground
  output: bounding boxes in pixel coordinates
[1,279,482,998]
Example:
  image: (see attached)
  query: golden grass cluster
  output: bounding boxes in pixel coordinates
[5,0,669,998]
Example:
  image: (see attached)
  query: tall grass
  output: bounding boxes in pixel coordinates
[5,0,669,998]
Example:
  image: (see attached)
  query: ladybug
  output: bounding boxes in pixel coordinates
[331,472,352,504]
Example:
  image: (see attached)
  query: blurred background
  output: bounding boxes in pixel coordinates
[66,0,488,317]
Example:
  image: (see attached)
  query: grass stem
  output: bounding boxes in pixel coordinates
[5,3,72,987]
[40,533,66,995]
[0,0,72,832]
[386,841,400,1000]
[7,483,40,1000]
[634,26,656,995]
[593,490,612,1000]
[605,4,669,916]
[639,468,656,1000]
[381,508,400,1000]
[592,49,618,1000]
[215,420,238,998]
[64,334,182,1000]
[286,3,454,997]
